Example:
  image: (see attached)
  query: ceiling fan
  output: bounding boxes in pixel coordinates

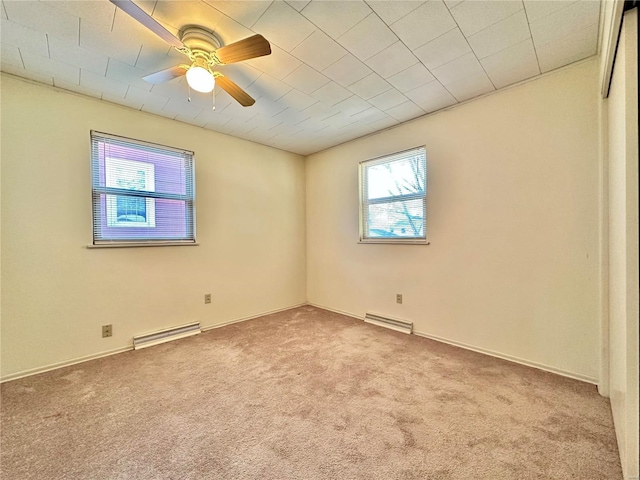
[110,0,272,107]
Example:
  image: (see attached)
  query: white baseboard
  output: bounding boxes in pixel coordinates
[412,330,598,385]
[306,302,364,321]
[201,303,308,332]
[1,303,307,383]
[308,302,598,385]
[0,346,133,383]
[2,303,597,386]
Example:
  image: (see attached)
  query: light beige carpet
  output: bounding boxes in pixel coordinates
[1,306,621,479]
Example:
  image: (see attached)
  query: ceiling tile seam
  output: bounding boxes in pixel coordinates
[298,1,375,35]
[293,98,321,113]
[212,101,251,119]
[385,72,430,101]
[203,118,231,130]
[247,73,289,102]
[149,0,159,16]
[353,72,394,96]
[471,34,534,63]
[401,49,452,85]
[386,11,448,52]
[279,65,331,97]
[332,10,377,40]
[299,103,342,121]
[341,95,372,112]
[481,36,538,68]
[420,47,470,75]
[270,19,360,77]
[242,125,259,136]
[17,47,25,69]
[264,45,351,95]
[241,109,260,124]
[464,7,527,45]
[419,24,460,51]
[146,94,170,112]
[520,4,542,75]
[524,0,579,25]
[110,6,117,32]
[364,6,442,77]
[595,3,604,54]
[147,14,180,34]
[321,55,373,88]
[288,28,318,56]
[534,20,601,55]
[404,77,450,101]
[245,0,275,29]
[346,100,380,118]
[313,53,601,156]
[467,9,532,59]
[123,85,132,106]
[320,111,345,125]
[322,111,359,128]
[1,1,7,20]
[133,45,144,69]
[445,8,497,90]
[272,107,305,125]
[379,26,459,83]
[192,110,217,125]
[248,5,317,54]
[370,89,414,112]
[364,0,424,28]
[449,0,526,34]
[291,112,311,130]
[260,130,279,142]
[267,12,384,88]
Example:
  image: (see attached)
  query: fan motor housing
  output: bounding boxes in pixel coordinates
[180,26,222,53]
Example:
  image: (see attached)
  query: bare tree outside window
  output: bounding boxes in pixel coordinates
[360,147,427,243]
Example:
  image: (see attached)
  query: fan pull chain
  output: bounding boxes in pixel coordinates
[212,89,216,111]
[187,83,191,103]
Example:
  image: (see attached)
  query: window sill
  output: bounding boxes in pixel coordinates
[358,239,430,245]
[87,242,199,249]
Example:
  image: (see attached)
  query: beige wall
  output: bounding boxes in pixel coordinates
[306,59,601,381]
[607,9,639,479]
[0,74,307,380]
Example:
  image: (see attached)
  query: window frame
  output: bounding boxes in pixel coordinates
[89,131,197,248]
[358,146,428,245]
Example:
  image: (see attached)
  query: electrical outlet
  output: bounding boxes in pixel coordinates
[204,293,212,304]
[396,294,403,304]
[102,324,113,338]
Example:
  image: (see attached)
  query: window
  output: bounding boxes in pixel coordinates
[359,146,427,243]
[90,131,195,246]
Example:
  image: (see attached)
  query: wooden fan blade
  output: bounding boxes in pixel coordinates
[216,75,255,107]
[143,65,187,84]
[215,35,271,64]
[110,0,183,48]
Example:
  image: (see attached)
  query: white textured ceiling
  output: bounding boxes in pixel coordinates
[1,0,601,155]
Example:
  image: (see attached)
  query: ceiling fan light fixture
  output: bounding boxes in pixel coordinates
[186,65,215,93]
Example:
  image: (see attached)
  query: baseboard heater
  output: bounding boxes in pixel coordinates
[364,313,413,334]
[133,322,201,350]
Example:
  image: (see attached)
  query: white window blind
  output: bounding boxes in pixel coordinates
[359,146,427,243]
[91,131,196,245]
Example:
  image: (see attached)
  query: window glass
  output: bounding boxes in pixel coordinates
[91,132,195,245]
[360,147,426,242]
